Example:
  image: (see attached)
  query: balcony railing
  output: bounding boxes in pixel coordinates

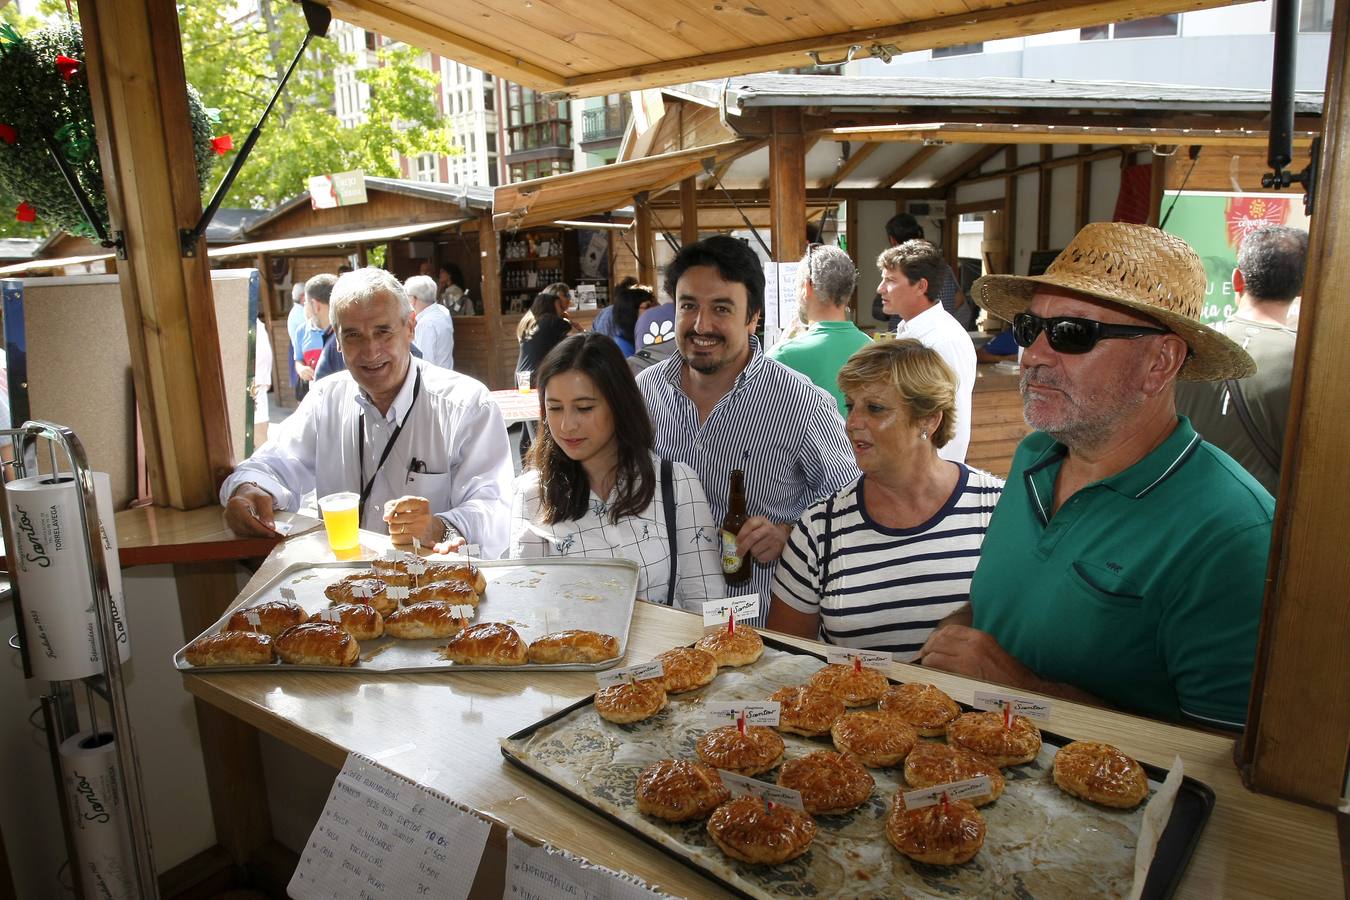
[582,102,630,143]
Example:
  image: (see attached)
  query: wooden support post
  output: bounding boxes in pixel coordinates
[680,176,699,247]
[477,213,504,388]
[1075,145,1092,232]
[769,107,807,263]
[78,0,233,508]
[1004,148,1018,277]
[1037,146,1053,250]
[635,201,656,285]
[356,243,369,267]
[1148,153,1167,227]
[1238,0,1350,808]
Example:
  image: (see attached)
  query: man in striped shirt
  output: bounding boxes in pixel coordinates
[637,236,858,624]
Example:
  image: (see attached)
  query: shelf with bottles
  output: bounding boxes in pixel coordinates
[502,230,564,262]
[501,265,566,293]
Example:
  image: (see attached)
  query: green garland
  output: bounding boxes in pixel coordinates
[0,21,220,240]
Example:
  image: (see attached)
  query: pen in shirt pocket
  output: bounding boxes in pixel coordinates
[409,457,428,475]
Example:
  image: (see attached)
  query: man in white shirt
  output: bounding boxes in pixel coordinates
[877,240,977,462]
[405,274,455,370]
[221,268,512,557]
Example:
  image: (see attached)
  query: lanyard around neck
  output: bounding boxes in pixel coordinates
[357,368,422,525]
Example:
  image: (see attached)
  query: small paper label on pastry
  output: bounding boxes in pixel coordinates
[448,604,476,620]
[243,610,262,629]
[463,543,480,559]
[824,648,892,669]
[350,582,374,600]
[705,701,781,727]
[595,659,665,689]
[279,586,297,602]
[405,558,428,576]
[701,596,760,628]
[381,549,403,562]
[719,771,805,811]
[972,691,1053,722]
[385,585,409,602]
[903,776,993,810]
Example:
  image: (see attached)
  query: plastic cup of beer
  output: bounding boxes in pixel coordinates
[516,370,532,393]
[318,491,360,551]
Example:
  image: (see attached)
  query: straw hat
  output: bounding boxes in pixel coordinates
[971,222,1255,381]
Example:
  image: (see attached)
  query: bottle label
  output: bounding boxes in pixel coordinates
[720,530,741,573]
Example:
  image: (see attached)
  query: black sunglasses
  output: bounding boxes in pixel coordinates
[1012,312,1169,355]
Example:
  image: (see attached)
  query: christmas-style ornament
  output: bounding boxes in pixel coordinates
[211,134,234,155]
[54,53,80,81]
[15,201,36,222]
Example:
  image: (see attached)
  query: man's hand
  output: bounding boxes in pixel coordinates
[382,495,441,548]
[916,624,1042,689]
[736,518,791,564]
[224,483,280,537]
[296,363,315,382]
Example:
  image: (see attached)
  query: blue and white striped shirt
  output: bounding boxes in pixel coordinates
[636,338,859,623]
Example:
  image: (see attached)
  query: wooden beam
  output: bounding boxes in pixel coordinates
[958,145,1131,186]
[78,0,233,508]
[770,107,807,263]
[634,200,656,284]
[808,111,1324,134]
[1147,153,1167,227]
[876,145,941,189]
[935,144,1007,188]
[1004,148,1019,277]
[826,123,1318,148]
[660,187,932,203]
[1075,146,1092,231]
[1239,0,1350,809]
[1037,146,1053,250]
[679,176,699,247]
[814,142,879,189]
[477,212,504,386]
[701,138,769,190]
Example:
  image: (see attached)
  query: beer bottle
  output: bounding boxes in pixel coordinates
[721,469,752,585]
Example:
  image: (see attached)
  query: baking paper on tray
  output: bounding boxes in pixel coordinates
[1129,755,1185,900]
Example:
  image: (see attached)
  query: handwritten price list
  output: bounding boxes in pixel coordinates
[289,753,490,900]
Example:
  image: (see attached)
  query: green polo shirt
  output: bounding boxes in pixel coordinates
[970,417,1273,727]
[766,321,873,417]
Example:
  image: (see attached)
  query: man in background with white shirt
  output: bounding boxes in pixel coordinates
[877,240,977,462]
[405,274,455,370]
[221,267,511,556]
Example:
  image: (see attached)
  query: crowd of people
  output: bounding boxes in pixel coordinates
[225,220,1304,732]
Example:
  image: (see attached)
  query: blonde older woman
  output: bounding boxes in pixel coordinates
[766,339,1003,655]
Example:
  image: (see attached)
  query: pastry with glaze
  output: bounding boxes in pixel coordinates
[903,741,1005,806]
[830,710,918,768]
[947,711,1043,767]
[1052,741,1149,809]
[184,631,275,667]
[885,791,985,865]
[634,759,730,822]
[408,580,480,607]
[440,622,528,665]
[309,604,384,641]
[385,601,472,640]
[528,630,620,664]
[878,682,961,736]
[770,685,845,737]
[325,576,397,617]
[594,678,667,724]
[706,796,817,865]
[695,725,784,776]
[225,600,307,638]
[807,663,889,707]
[694,626,764,667]
[655,647,719,693]
[274,622,359,667]
[777,751,874,815]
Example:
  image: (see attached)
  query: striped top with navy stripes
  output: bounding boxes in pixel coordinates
[636,338,859,624]
[773,465,1004,654]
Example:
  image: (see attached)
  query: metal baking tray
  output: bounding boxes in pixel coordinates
[174,556,639,673]
[500,636,1214,900]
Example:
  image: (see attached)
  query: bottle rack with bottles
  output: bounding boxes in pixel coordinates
[501,228,572,313]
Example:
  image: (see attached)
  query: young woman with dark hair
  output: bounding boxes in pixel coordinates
[516,289,578,389]
[510,333,723,608]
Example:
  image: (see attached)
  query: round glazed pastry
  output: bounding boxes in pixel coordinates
[656,647,719,693]
[807,663,890,707]
[830,710,918,768]
[770,685,846,737]
[1052,741,1149,809]
[885,791,985,866]
[326,576,397,617]
[903,742,1005,806]
[635,759,731,822]
[528,630,620,664]
[184,631,275,667]
[707,796,816,865]
[408,580,479,606]
[385,601,472,640]
[695,725,785,776]
[947,711,1043,767]
[274,622,359,667]
[777,751,874,816]
[594,679,667,724]
[423,562,487,595]
[694,626,764,667]
[439,622,528,666]
[878,683,961,736]
[309,604,384,641]
[226,600,307,638]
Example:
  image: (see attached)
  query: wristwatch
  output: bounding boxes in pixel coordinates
[435,515,460,545]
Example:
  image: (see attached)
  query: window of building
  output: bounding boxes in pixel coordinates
[364,31,377,51]
[932,42,984,58]
[1276,0,1333,32]
[1080,15,1178,40]
[414,153,438,182]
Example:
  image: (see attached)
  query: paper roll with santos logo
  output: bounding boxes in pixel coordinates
[6,471,131,681]
[58,730,136,900]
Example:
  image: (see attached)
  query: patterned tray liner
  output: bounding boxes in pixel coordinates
[502,647,1165,899]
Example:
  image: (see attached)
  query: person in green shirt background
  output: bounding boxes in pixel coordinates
[767,243,873,417]
[916,222,1272,730]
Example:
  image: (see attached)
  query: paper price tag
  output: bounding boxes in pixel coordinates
[705,701,781,727]
[448,604,476,620]
[462,543,480,560]
[411,536,422,554]
[242,610,263,630]
[718,771,804,811]
[280,586,298,602]
[824,648,892,669]
[701,596,760,628]
[350,582,374,600]
[971,691,1053,723]
[316,608,343,623]
[596,659,665,689]
[902,776,993,810]
[386,585,409,602]
[381,549,403,562]
[406,558,428,576]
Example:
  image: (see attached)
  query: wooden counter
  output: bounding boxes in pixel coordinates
[179,530,1343,899]
[111,506,321,567]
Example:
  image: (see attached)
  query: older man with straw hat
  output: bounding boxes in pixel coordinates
[917,222,1273,729]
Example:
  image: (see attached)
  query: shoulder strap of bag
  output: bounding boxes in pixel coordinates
[820,490,835,595]
[1223,378,1281,472]
[660,458,677,607]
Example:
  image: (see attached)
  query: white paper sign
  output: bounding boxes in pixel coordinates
[317,608,343,623]
[705,701,781,727]
[505,831,671,900]
[406,558,428,577]
[289,753,489,900]
[386,586,410,602]
[595,659,665,690]
[718,770,805,811]
[448,605,476,620]
[243,610,262,629]
[701,596,760,629]
[280,586,298,602]
[971,691,1053,723]
[902,776,993,810]
[761,261,801,349]
[382,549,404,563]
[824,648,892,669]
[351,582,374,600]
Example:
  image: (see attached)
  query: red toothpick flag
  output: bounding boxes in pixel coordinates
[55,54,81,82]
[211,134,234,155]
[727,608,735,634]
[0,124,15,145]
[1003,701,1013,731]
[15,202,35,223]
[853,655,862,674]
[940,790,950,814]
[736,710,746,735]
